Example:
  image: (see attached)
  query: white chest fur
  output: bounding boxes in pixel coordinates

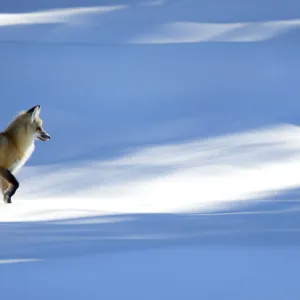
[9,142,35,174]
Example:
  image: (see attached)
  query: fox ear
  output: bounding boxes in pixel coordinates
[27,105,41,123]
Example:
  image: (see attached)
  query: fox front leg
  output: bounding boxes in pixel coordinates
[0,168,19,204]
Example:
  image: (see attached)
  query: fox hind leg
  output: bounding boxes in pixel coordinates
[0,168,19,204]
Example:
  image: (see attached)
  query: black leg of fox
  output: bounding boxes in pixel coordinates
[0,167,19,204]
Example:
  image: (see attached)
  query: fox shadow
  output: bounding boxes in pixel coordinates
[1,187,300,261]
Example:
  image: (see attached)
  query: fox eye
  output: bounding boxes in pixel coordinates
[37,126,42,131]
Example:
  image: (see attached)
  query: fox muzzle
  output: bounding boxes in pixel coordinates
[38,130,51,141]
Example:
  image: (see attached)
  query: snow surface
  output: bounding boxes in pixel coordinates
[1,0,300,299]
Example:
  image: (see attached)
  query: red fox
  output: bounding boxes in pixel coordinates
[0,105,50,204]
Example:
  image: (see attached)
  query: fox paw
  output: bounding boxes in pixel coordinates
[3,195,12,204]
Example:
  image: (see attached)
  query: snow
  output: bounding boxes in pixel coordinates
[2,247,300,300]
[129,19,300,44]
[0,5,126,27]
[1,0,300,299]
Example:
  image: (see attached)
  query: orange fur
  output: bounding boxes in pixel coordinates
[0,106,50,202]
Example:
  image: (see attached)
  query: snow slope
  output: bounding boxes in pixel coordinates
[1,0,300,299]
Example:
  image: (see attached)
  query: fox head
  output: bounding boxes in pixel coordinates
[4,105,50,144]
[25,105,51,142]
